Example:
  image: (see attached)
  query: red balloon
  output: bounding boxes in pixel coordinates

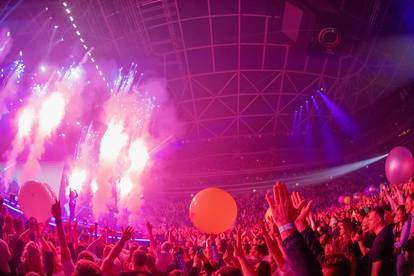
[189,188,237,234]
[385,147,414,185]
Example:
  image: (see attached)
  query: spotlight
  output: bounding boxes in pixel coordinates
[65,8,70,14]
[62,2,68,7]
[54,25,59,29]
[39,65,47,72]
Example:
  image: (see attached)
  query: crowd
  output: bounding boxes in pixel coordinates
[0,177,413,276]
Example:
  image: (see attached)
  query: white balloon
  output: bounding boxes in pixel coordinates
[18,181,56,222]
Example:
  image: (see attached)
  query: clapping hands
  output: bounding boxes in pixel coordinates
[265,182,297,228]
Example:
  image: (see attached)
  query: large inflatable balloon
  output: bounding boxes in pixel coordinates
[189,187,237,234]
[343,196,351,205]
[264,207,273,223]
[385,147,414,185]
[19,181,56,222]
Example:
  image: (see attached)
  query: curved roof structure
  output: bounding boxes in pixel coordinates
[57,0,411,140]
[1,0,414,192]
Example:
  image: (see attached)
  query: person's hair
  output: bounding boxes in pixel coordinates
[169,269,184,276]
[20,241,44,275]
[137,245,148,253]
[383,205,392,213]
[161,242,172,252]
[76,250,96,263]
[321,254,351,276]
[146,253,156,270]
[257,260,271,276]
[73,259,102,276]
[215,266,243,276]
[370,207,385,222]
[132,250,147,268]
[24,272,41,276]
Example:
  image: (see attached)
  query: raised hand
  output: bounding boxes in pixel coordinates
[259,220,268,235]
[352,232,362,242]
[121,226,135,242]
[146,222,153,233]
[233,230,245,259]
[291,191,313,222]
[265,182,296,228]
[51,201,62,220]
[99,228,108,241]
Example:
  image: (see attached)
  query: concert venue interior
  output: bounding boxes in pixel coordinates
[0,1,413,276]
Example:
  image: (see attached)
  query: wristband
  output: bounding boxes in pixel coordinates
[278,223,294,234]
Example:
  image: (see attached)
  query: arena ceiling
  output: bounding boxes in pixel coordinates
[60,0,413,140]
[1,0,413,177]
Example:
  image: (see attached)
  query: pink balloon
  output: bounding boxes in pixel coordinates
[385,147,414,185]
[19,181,56,222]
